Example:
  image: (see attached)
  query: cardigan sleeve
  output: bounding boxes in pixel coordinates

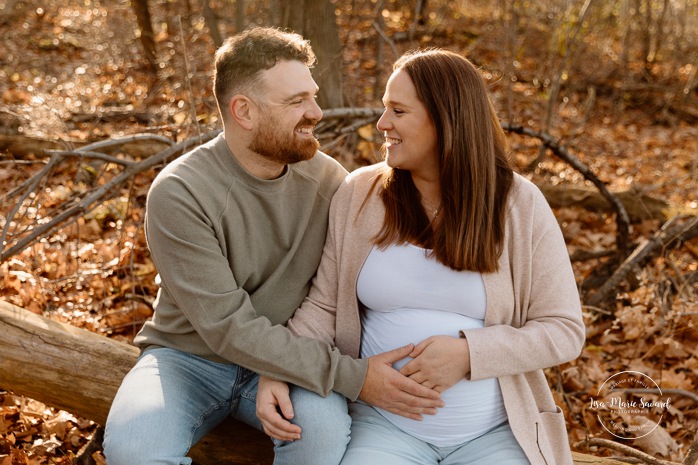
[286,178,369,399]
[286,202,343,347]
[462,182,585,381]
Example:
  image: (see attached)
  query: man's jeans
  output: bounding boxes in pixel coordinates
[103,347,350,465]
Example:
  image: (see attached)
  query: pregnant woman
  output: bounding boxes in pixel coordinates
[256,49,585,465]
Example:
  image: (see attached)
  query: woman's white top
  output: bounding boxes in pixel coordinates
[357,243,508,446]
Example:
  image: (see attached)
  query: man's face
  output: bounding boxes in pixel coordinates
[249,60,323,165]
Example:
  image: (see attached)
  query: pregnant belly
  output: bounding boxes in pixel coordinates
[359,307,508,446]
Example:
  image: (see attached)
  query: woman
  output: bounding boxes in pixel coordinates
[257,49,585,465]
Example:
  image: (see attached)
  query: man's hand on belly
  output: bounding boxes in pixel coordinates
[359,344,445,420]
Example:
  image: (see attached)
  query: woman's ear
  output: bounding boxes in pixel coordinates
[229,95,255,131]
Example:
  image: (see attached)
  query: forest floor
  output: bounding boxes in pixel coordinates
[1,0,697,464]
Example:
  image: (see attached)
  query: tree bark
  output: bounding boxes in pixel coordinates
[0,299,638,465]
[539,184,672,222]
[0,133,171,160]
[203,0,223,48]
[0,299,272,465]
[131,0,157,71]
[278,0,344,108]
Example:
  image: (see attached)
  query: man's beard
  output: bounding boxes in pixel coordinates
[249,114,320,165]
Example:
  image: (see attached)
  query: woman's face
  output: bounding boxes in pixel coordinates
[377,69,439,181]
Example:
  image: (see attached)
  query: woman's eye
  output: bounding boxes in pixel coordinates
[393,109,404,115]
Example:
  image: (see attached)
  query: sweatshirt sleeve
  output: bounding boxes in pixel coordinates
[143,173,365,399]
[462,186,585,381]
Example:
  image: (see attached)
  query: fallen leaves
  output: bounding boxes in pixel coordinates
[0,393,96,464]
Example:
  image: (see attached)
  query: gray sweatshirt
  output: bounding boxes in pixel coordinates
[135,133,367,399]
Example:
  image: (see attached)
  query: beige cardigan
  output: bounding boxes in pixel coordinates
[288,163,585,465]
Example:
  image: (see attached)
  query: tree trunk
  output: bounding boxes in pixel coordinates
[203,0,223,47]
[278,0,344,108]
[131,0,157,71]
[0,299,637,465]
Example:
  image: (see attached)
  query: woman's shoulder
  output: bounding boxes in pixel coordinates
[508,172,561,232]
[328,163,386,218]
[509,172,548,207]
[335,162,386,196]
[347,162,387,182]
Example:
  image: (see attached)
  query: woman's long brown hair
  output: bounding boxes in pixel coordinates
[372,49,514,273]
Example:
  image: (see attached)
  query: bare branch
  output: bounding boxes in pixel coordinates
[43,150,136,166]
[1,155,60,249]
[75,133,173,152]
[372,20,400,59]
[321,107,383,119]
[623,388,698,404]
[0,131,219,263]
[502,123,631,258]
[575,438,677,465]
[586,215,698,307]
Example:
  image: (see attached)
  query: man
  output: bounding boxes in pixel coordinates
[104,27,441,465]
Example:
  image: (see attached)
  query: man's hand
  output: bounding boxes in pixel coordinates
[400,336,470,393]
[256,375,301,441]
[359,344,444,421]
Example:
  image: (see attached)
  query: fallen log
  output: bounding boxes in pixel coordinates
[539,184,675,223]
[0,133,172,159]
[0,299,272,465]
[0,300,626,465]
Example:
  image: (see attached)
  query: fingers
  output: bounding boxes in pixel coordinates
[386,371,444,414]
[260,407,302,441]
[256,377,301,442]
[276,391,295,422]
[400,358,418,377]
[361,349,445,420]
[406,371,432,388]
[398,374,442,401]
[407,337,432,358]
[382,391,440,419]
[378,344,415,364]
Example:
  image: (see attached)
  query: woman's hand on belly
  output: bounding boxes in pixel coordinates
[399,336,471,393]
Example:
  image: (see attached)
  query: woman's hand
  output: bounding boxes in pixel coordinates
[255,375,301,441]
[399,335,471,393]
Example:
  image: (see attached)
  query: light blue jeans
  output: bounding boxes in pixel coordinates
[103,347,350,465]
[340,401,530,465]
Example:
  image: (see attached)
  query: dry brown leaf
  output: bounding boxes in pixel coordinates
[632,423,680,457]
[31,436,62,455]
[43,411,76,440]
[661,369,695,391]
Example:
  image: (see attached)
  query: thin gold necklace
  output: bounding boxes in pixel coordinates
[422,199,440,218]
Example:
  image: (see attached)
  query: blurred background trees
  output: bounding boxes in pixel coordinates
[0,0,697,463]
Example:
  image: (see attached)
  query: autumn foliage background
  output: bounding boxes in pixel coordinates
[1,0,697,463]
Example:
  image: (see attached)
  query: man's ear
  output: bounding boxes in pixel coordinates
[229,95,255,131]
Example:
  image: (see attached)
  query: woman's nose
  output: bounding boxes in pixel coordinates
[376,111,390,131]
